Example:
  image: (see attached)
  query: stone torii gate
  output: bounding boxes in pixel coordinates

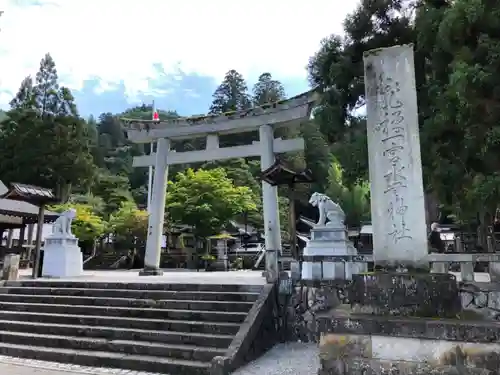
[122,90,317,281]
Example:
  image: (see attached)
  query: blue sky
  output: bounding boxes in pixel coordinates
[0,0,358,117]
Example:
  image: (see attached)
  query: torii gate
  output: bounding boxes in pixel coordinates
[122,90,317,282]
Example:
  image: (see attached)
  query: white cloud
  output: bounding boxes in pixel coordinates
[0,0,358,104]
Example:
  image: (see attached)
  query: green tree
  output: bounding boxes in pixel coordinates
[307,0,415,184]
[209,70,251,114]
[325,157,370,226]
[70,193,106,216]
[33,53,59,116]
[91,170,134,217]
[0,53,96,200]
[9,76,35,110]
[201,158,264,229]
[300,121,332,192]
[109,201,148,251]
[252,72,286,105]
[416,0,500,234]
[166,168,257,238]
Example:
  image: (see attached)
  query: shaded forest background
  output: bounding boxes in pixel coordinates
[0,0,498,246]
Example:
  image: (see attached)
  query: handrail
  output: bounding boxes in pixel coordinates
[82,244,97,265]
[110,255,128,269]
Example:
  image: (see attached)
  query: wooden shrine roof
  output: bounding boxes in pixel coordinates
[260,159,314,186]
[0,198,58,224]
[0,182,59,225]
[2,182,59,206]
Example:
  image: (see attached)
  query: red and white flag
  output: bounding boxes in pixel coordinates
[152,101,159,121]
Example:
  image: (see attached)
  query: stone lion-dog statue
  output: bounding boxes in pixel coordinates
[52,208,77,237]
[309,192,345,227]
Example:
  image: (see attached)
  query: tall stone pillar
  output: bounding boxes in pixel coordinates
[363,44,428,270]
[140,137,170,276]
[259,124,281,282]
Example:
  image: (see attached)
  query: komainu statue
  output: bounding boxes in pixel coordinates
[309,192,345,227]
[52,208,77,237]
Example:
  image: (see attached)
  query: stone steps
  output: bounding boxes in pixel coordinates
[0,331,226,362]
[8,280,263,292]
[0,294,254,312]
[83,251,129,270]
[0,280,263,374]
[0,287,260,301]
[0,301,249,322]
[0,320,234,346]
[0,343,211,374]
[0,311,241,334]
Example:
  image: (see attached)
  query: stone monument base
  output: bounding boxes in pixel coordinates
[2,253,20,281]
[42,237,83,278]
[315,303,500,375]
[348,272,461,318]
[139,267,163,276]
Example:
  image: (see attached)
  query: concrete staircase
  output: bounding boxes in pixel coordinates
[0,280,263,374]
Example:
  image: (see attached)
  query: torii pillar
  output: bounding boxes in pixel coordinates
[139,137,170,276]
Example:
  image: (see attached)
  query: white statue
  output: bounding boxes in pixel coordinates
[52,208,77,237]
[309,192,345,227]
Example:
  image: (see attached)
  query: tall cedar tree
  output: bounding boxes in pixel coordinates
[252,73,286,105]
[0,53,95,201]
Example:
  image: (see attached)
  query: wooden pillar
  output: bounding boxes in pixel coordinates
[288,185,298,260]
[32,205,45,278]
[19,225,26,259]
[6,229,14,248]
[27,224,34,246]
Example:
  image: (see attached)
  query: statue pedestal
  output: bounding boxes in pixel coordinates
[301,227,366,280]
[42,236,83,278]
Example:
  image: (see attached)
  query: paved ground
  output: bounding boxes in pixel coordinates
[0,343,318,375]
[18,268,267,285]
[233,342,319,375]
[0,356,162,374]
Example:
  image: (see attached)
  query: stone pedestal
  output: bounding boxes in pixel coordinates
[2,253,20,280]
[348,272,461,318]
[216,240,228,271]
[42,236,83,278]
[301,227,366,281]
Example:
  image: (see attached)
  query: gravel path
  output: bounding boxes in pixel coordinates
[233,342,319,375]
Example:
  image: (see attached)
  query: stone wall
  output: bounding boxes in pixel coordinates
[319,334,500,375]
[287,281,346,342]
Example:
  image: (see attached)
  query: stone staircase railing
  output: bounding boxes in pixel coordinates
[428,253,500,282]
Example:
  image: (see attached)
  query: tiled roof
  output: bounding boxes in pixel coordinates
[10,183,56,200]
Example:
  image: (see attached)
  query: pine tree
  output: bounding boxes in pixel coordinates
[9,76,35,110]
[33,53,59,116]
[0,53,96,200]
[209,70,251,114]
[252,73,286,105]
